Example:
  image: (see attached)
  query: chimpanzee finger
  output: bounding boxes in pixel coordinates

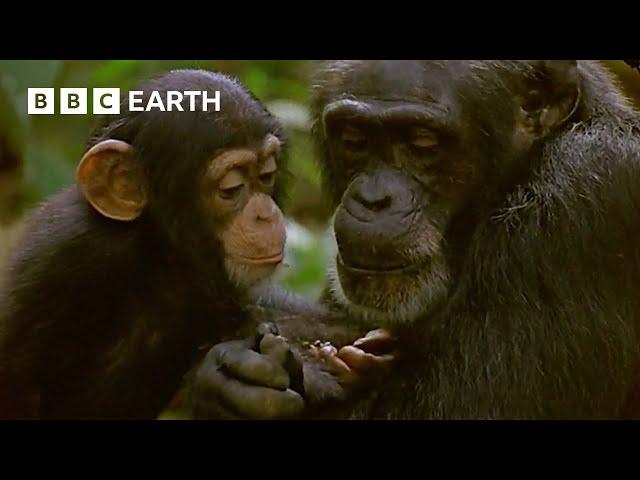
[260,333,305,395]
[232,322,282,353]
[308,344,357,385]
[218,347,291,391]
[260,333,290,365]
[206,339,289,389]
[353,329,397,355]
[244,322,280,354]
[337,345,395,373]
[201,368,304,420]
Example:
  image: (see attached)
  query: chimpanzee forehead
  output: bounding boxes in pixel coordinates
[345,60,459,104]
[206,133,280,179]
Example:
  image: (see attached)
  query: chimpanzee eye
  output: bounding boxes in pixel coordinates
[341,125,368,153]
[409,127,439,151]
[218,169,247,200]
[218,183,245,200]
[259,171,276,187]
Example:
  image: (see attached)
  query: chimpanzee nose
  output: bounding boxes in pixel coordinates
[247,193,281,223]
[350,169,410,214]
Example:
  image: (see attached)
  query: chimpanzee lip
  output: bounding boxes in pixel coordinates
[337,254,420,275]
[233,251,284,266]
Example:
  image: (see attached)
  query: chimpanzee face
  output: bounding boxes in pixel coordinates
[76,70,288,292]
[200,134,286,288]
[313,60,581,324]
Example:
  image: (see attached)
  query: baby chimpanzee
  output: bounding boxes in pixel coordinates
[0,70,307,419]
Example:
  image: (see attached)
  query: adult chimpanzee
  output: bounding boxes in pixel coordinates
[233,60,640,420]
[0,70,312,419]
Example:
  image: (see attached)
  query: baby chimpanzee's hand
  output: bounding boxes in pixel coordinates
[187,323,305,419]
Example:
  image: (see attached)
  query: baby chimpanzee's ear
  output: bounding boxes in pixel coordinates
[76,139,148,221]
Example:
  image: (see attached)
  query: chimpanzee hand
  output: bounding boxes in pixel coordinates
[187,323,305,419]
[307,328,396,390]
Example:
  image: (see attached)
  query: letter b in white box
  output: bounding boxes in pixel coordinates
[60,88,87,115]
[93,88,120,114]
[28,88,55,114]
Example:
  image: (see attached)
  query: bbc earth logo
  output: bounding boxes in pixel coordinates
[27,88,221,115]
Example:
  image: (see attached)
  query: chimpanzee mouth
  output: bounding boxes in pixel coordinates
[233,251,284,266]
[337,254,425,275]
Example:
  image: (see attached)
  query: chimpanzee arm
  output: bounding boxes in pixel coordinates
[244,284,367,345]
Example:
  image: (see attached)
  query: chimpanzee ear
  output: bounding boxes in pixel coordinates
[515,60,581,139]
[76,139,148,221]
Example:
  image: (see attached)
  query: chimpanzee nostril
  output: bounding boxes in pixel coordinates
[353,189,393,212]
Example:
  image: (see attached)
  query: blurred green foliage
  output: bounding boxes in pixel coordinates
[0,60,330,298]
